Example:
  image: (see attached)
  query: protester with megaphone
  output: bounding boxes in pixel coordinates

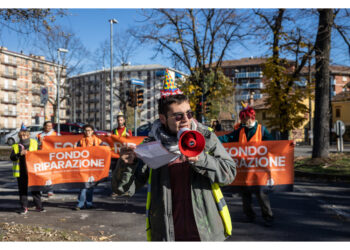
[112,69,236,241]
[218,102,275,227]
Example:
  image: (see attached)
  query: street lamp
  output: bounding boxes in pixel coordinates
[57,48,68,135]
[109,18,118,131]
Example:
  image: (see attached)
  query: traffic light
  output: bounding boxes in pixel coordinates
[126,90,136,107]
[137,89,144,107]
[204,102,211,113]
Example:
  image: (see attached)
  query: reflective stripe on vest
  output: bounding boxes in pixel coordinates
[146,169,152,241]
[12,139,38,178]
[238,124,262,143]
[211,183,232,236]
[114,127,127,137]
[145,171,232,240]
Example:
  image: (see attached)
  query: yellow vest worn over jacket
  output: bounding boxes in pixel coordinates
[12,139,38,177]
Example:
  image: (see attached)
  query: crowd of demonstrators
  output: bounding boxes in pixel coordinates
[218,104,275,227]
[10,124,45,215]
[37,121,57,197]
[112,71,236,241]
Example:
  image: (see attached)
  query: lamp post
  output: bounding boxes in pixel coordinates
[56,48,68,135]
[109,18,118,131]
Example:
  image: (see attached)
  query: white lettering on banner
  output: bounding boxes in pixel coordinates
[227,146,268,157]
[232,156,286,168]
[54,142,75,148]
[49,150,90,161]
[113,142,137,153]
[33,159,105,172]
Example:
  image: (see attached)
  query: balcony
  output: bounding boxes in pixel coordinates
[1,60,17,67]
[235,71,263,79]
[32,66,45,73]
[253,94,264,99]
[1,72,18,80]
[31,88,41,95]
[2,111,17,117]
[235,94,250,101]
[1,86,18,92]
[32,76,46,84]
[1,98,17,105]
[32,102,44,107]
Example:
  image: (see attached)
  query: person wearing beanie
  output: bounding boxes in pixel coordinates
[10,124,45,214]
[218,104,275,227]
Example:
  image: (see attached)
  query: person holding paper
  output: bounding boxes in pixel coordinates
[218,103,274,227]
[10,124,44,214]
[112,69,236,241]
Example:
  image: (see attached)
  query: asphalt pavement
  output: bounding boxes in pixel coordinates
[1,159,350,241]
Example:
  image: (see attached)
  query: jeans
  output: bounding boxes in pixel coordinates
[77,188,94,208]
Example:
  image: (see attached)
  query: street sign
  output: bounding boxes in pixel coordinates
[335,120,346,136]
[130,79,144,86]
[40,87,48,104]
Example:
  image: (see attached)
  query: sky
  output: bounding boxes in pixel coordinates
[2,4,350,75]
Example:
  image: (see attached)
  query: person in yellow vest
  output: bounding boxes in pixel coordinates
[112,69,236,241]
[37,121,57,197]
[218,104,275,227]
[10,124,45,215]
[110,111,132,173]
[112,111,132,137]
[73,124,104,210]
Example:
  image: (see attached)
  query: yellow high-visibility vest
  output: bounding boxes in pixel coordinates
[114,127,127,136]
[12,139,38,177]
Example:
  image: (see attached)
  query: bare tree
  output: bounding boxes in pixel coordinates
[130,9,250,121]
[33,25,90,122]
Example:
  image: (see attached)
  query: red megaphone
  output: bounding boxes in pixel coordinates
[177,128,205,157]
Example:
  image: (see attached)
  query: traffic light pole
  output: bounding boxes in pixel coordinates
[133,85,137,136]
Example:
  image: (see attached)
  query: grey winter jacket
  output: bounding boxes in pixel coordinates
[112,122,236,241]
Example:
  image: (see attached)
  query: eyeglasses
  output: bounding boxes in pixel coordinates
[169,111,194,121]
[84,129,93,132]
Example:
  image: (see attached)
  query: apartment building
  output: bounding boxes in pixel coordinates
[67,64,187,131]
[218,57,350,142]
[219,57,267,117]
[0,46,67,131]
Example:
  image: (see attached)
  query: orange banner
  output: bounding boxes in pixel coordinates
[222,140,294,191]
[42,135,146,158]
[26,146,111,191]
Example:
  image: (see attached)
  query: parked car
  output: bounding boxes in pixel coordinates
[133,122,152,136]
[53,123,108,136]
[4,125,43,145]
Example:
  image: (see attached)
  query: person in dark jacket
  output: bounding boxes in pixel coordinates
[218,105,274,227]
[112,69,236,241]
[10,125,45,214]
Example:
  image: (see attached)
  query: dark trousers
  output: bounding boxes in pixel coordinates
[17,176,42,209]
[241,189,273,221]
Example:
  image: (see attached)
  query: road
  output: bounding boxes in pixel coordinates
[0,160,349,241]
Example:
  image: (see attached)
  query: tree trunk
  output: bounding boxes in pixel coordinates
[312,9,333,158]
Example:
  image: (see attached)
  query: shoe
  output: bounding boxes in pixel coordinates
[36,207,46,212]
[19,208,28,215]
[86,205,96,209]
[73,207,81,211]
[47,192,54,197]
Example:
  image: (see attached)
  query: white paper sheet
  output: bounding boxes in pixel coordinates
[134,141,179,169]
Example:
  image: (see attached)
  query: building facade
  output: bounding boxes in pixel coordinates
[67,64,186,131]
[0,46,67,131]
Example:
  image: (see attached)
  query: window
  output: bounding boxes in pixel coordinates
[336,108,341,118]
[343,76,347,82]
